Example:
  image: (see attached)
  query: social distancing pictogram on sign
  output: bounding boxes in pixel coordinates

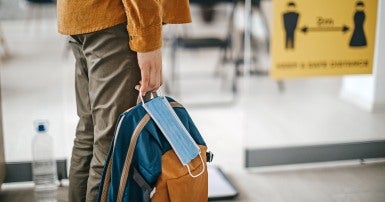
[270,0,377,79]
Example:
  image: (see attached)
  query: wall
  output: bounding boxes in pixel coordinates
[341,0,385,112]
[372,1,385,112]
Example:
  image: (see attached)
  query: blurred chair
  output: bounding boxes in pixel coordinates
[234,0,285,92]
[234,0,270,75]
[0,23,10,60]
[0,1,10,59]
[19,0,56,31]
[168,0,238,97]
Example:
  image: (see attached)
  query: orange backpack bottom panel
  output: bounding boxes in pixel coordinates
[152,146,208,202]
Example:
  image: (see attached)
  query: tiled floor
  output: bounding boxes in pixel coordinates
[1,15,385,202]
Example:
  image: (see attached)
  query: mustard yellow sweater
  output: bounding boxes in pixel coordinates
[57,0,191,52]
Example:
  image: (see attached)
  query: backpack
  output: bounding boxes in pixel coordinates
[97,96,213,202]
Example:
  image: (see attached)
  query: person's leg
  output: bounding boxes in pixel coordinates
[285,33,289,49]
[287,33,294,49]
[290,32,295,49]
[67,35,94,202]
[81,23,141,201]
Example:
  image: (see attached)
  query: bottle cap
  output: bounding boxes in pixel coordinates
[38,124,46,132]
[34,120,48,133]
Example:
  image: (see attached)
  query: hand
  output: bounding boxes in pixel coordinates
[135,48,163,96]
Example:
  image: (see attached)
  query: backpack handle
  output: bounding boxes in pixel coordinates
[186,153,205,178]
[137,88,160,104]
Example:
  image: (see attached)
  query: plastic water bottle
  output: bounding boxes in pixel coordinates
[32,121,58,202]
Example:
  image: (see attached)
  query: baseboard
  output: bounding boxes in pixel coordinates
[4,159,68,183]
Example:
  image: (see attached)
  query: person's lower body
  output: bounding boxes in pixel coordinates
[67,23,141,202]
[285,33,295,49]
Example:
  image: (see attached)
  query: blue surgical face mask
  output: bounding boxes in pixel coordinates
[142,96,201,166]
[143,96,200,165]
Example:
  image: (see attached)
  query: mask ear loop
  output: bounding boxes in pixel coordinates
[185,153,205,178]
[139,88,161,106]
[139,89,146,106]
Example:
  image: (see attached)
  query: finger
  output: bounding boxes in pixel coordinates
[159,74,163,88]
[157,55,163,88]
[140,65,150,96]
[146,63,160,92]
[150,65,160,91]
[135,80,142,91]
[151,59,162,91]
[154,64,162,92]
[135,85,141,92]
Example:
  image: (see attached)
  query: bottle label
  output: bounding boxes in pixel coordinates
[32,160,57,185]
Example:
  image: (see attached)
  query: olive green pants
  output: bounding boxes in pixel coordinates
[67,23,141,202]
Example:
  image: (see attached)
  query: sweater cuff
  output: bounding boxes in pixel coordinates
[128,25,162,52]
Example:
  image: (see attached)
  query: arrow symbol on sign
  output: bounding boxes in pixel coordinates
[301,25,350,33]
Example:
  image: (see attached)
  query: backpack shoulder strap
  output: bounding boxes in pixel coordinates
[116,114,151,201]
[101,102,182,202]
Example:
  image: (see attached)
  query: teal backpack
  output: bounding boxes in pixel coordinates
[97,96,213,202]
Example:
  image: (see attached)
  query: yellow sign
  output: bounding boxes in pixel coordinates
[270,0,378,79]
